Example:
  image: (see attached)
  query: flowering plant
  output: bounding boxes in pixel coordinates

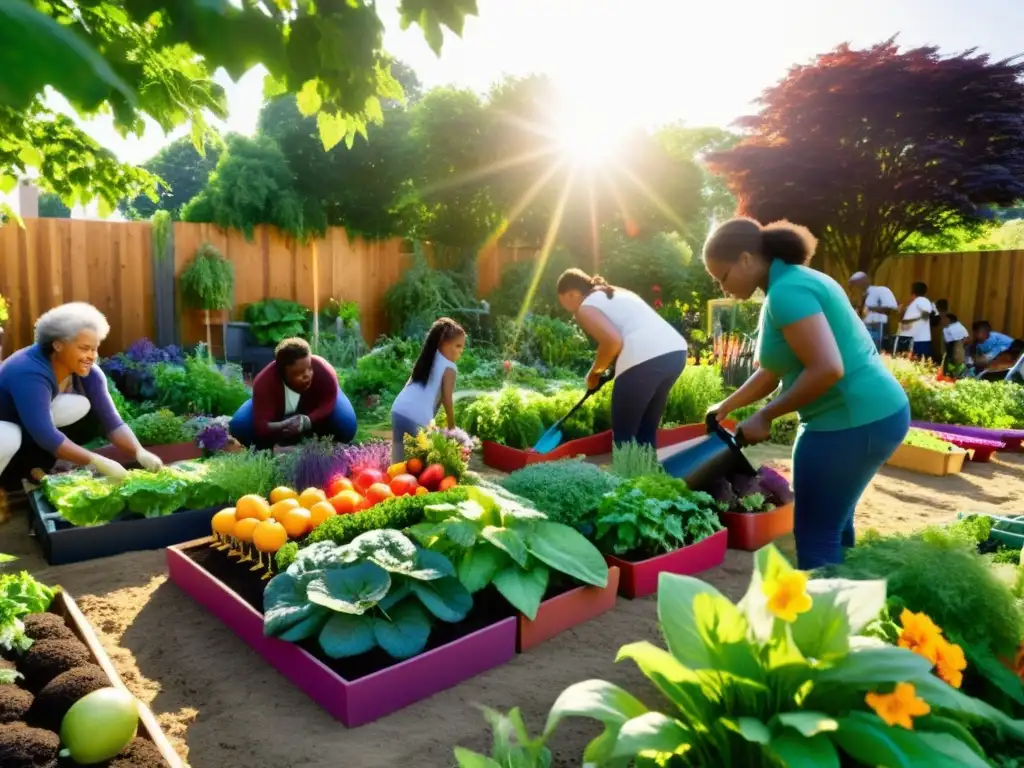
[457,545,1024,766]
[403,425,478,480]
[195,423,230,455]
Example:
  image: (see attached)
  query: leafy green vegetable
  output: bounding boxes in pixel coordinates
[500,459,621,529]
[41,471,125,526]
[611,440,664,479]
[0,571,56,652]
[126,409,191,445]
[903,427,956,452]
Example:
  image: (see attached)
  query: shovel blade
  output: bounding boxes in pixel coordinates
[533,426,564,454]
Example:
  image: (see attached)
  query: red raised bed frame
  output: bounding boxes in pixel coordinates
[95,441,202,465]
[166,541,516,727]
[516,567,620,652]
[719,503,795,551]
[605,529,728,599]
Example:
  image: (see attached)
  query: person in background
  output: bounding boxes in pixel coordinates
[971,321,1020,371]
[702,218,909,570]
[229,338,356,450]
[0,303,164,489]
[896,282,936,358]
[556,268,688,450]
[941,313,969,369]
[848,271,898,351]
[930,299,949,364]
[390,318,465,464]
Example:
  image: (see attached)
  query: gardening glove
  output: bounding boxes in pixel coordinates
[135,447,164,472]
[90,453,129,481]
[298,414,312,433]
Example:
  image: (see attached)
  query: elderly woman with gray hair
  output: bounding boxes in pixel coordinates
[0,302,163,488]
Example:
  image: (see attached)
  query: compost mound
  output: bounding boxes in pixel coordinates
[20,638,91,692]
[29,664,108,731]
[0,721,60,768]
[0,685,34,724]
[22,613,75,644]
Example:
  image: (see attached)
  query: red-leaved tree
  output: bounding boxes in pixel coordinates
[707,39,1024,278]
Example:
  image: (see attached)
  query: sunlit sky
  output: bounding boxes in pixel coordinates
[38,0,1024,167]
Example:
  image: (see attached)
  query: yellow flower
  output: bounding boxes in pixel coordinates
[416,432,430,451]
[761,570,812,623]
[934,638,967,689]
[898,609,943,665]
[866,682,931,730]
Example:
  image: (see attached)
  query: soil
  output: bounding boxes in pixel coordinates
[0,447,1022,767]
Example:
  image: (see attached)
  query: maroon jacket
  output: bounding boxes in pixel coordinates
[251,355,338,439]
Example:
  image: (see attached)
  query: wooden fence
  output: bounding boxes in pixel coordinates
[1,216,1022,356]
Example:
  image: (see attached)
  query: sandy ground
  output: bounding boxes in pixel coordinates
[1,447,1022,768]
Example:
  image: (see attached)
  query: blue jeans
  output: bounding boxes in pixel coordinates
[229,390,357,450]
[391,412,422,465]
[866,323,885,352]
[792,405,910,570]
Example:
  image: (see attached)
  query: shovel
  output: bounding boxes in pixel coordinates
[533,372,613,454]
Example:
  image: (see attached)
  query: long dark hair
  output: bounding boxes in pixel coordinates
[556,268,615,299]
[411,317,465,385]
[703,217,817,266]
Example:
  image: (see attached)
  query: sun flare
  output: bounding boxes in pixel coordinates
[551,93,628,166]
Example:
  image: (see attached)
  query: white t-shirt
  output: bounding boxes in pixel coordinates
[862,285,898,326]
[899,296,936,342]
[283,384,302,416]
[391,352,458,426]
[944,321,969,344]
[581,289,687,377]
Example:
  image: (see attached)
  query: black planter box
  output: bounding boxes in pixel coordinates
[27,488,227,565]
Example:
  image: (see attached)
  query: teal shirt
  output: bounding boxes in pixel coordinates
[757,260,908,431]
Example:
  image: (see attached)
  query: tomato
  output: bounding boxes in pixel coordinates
[389,474,419,497]
[387,462,407,480]
[405,457,424,476]
[439,476,458,492]
[366,482,395,505]
[329,490,363,515]
[354,468,386,495]
[414,486,430,497]
[418,464,445,491]
[325,475,354,498]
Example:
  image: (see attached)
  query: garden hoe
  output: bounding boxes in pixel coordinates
[533,371,613,454]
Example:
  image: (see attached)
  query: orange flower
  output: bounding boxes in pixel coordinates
[898,609,943,665]
[866,682,931,730]
[934,639,966,689]
[761,570,812,623]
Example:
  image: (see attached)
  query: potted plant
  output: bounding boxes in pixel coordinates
[179,243,234,358]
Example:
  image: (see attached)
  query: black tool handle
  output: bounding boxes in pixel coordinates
[705,411,747,447]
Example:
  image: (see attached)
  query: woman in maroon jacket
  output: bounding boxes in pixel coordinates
[229,338,357,449]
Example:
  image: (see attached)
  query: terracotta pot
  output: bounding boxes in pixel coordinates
[719,503,795,551]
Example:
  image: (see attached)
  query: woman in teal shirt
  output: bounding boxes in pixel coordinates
[703,218,909,569]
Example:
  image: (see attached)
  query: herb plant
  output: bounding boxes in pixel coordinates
[179,242,234,311]
[202,450,280,500]
[456,387,544,450]
[455,707,551,768]
[500,459,621,529]
[126,409,191,445]
[263,530,471,661]
[243,298,311,346]
[610,440,663,479]
[152,355,250,416]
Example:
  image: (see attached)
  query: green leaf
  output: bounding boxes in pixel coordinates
[317,111,348,151]
[374,599,432,659]
[915,715,985,758]
[263,572,321,637]
[610,712,691,759]
[277,608,329,643]
[790,578,886,660]
[769,732,840,768]
[318,612,376,658]
[0,175,17,195]
[348,529,418,572]
[410,576,473,622]
[453,748,502,768]
[306,562,391,615]
[18,145,43,168]
[913,732,989,768]
[424,502,460,522]
[910,673,1024,741]
[545,680,649,762]
[526,520,608,587]
[407,548,456,581]
[492,563,549,619]
[296,79,323,116]
[733,717,771,744]
[457,546,506,593]
[814,646,933,687]
[774,712,839,738]
[378,579,411,611]
[0,668,21,685]
[481,526,529,567]
[615,642,724,724]
[830,714,912,768]
[262,73,288,99]
[445,520,478,547]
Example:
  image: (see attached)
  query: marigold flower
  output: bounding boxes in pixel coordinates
[934,638,966,689]
[761,570,812,623]
[866,682,930,730]
[898,609,943,665]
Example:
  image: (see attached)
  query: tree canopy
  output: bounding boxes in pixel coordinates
[707,39,1024,277]
[121,137,223,220]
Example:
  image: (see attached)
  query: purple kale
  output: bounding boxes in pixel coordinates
[707,476,738,506]
[196,423,230,453]
[125,338,185,365]
[755,467,794,505]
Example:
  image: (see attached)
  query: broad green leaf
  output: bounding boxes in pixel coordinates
[830,714,911,768]
[0,175,17,195]
[317,111,348,152]
[493,563,549,619]
[911,673,1024,740]
[806,578,887,636]
[378,579,411,611]
[732,717,771,744]
[97,196,114,219]
[610,712,691,759]
[262,73,288,99]
[915,715,985,757]
[545,679,649,763]
[774,712,838,738]
[277,608,329,643]
[456,500,489,523]
[482,526,529,567]
[457,546,507,593]
[813,646,933,687]
[374,599,432,659]
[348,529,418,572]
[318,612,375,658]
[913,732,989,768]
[616,642,729,724]
[263,572,320,637]
[769,732,840,768]
[445,519,478,547]
[407,548,456,581]
[424,503,459,523]
[411,576,473,622]
[453,748,501,768]
[790,578,886,660]
[306,562,391,615]
[740,544,795,641]
[526,520,608,587]
[296,79,323,116]
[18,146,43,168]
[870,714,983,768]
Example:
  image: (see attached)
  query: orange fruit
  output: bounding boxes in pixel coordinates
[253,519,288,553]
[298,487,328,509]
[233,517,260,543]
[270,498,301,521]
[211,507,237,537]
[270,486,298,504]
[236,494,270,521]
[439,476,458,492]
[309,500,337,528]
[365,482,394,505]
[414,486,430,497]
[387,462,407,480]
[326,475,353,498]
[406,457,423,476]
[280,507,312,538]
[329,489,363,515]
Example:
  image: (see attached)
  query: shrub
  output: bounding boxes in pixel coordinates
[152,356,250,416]
[383,248,475,338]
[496,314,592,373]
[500,459,621,528]
[456,387,544,449]
[126,409,191,445]
[664,364,726,425]
[179,243,234,311]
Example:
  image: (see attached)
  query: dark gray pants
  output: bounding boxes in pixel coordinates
[611,351,686,449]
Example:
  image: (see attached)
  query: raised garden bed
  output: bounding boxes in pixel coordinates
[46,591,182,766]
[166,539,517,727]
[926,430,1005,462]
[910,421,1024,453]
[94,441,203,466]
[516,567,620,653]
[886,442,968,476]
[27,487,227,565]
[719,503,795,551]
[604,529,728,599]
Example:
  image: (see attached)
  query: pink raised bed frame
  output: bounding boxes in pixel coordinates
[926,430,1006,462]
[96,441,202,465]
[605,529,728,599]
[516,567,620,652]
[166,541,516,727]
[911,421,1024,453]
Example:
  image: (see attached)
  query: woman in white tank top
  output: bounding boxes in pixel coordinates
[556,269,687,449]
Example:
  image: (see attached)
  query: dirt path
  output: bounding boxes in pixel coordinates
[2,449,1022,768]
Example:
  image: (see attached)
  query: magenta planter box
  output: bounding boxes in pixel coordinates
[166,541,516,726]
[605,529,728,598]
[911,421,1024,453]
[928,430,1005,462]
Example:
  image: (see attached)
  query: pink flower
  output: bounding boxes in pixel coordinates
[652,284,662,293]
[653,299,664,310]
[503,360,512,373]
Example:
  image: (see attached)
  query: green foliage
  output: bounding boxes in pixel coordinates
[0,570,56,652]
[664,364,726,426]
[402,427,473,481]
[126,409,191,446]
[312,331,367,371]
[243,299,312,347]
[383,248,475,338]
[38,192,71,218]
[180,135,312,240]
[179,243,234,311]
[903,428,956,452]
[496,315,592,373]
[454,707,552,768]
[202,449,280,501]
[500,459,622,529]
[263,530,471,661]
[152,210,173,260]
[0,294,7,326]
[485,248,575,319]
[599,230,695,302]
[408,486,608,619]
[152,356,250,417]
[121,136,223,220]
[338,336,421,404]
[456,387,545,450]
[610,440,664,480]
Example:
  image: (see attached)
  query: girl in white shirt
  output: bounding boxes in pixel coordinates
[390,318,465,463]
[556,269,687,449]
